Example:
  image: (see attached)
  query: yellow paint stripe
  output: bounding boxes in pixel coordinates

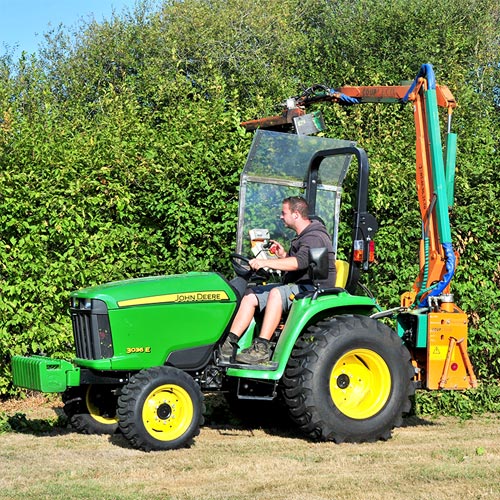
[118,290,230,307]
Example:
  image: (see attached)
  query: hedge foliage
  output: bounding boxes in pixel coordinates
[0,0,499,395]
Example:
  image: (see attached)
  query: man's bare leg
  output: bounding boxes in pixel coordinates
[228,292,259,337]
[257,287,283,341]
[235,287,283,364]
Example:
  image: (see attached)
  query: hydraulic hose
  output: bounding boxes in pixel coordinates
[402,63,436,102]
[331,90,360,105]
[419,242,455,307]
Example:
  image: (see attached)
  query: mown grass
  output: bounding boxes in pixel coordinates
[0,395,499,500]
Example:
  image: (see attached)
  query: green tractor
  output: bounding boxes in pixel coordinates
[12,129,415,451]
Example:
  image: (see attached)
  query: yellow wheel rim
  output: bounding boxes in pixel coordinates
[142,384,194,441]
[329,348,391,419]
[85,386,118,425]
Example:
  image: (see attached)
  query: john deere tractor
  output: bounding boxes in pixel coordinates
[12,65,476,451]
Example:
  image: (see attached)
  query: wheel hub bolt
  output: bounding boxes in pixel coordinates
[337,373,350,389]
[157,403,172,420]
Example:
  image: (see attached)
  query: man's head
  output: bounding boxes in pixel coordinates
[281,196,310,232]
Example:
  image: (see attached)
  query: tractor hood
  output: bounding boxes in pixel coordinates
[70,272,238,310]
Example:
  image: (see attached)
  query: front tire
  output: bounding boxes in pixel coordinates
[117,366,204,451]
[283,314,414,443]
[62,384,119,435]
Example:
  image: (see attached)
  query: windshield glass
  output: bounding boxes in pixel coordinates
[237,130,355,256]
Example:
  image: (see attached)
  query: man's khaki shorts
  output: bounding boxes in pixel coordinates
[249,283,302,313]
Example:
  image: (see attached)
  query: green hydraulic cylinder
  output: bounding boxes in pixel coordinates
[445,132,457,209]
[424,88,452,245]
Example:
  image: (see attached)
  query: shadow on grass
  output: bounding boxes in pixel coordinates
[203,394,438,440]
[1,395,437,449]
[400,415,437,427]
[203,392,302,437]
[2,411,73,436]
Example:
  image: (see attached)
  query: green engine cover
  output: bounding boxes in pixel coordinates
[70,272,239,370]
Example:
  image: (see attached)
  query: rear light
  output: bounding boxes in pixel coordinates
[353,239,375,263]
[353,240,364,262]
[368,240,375,262]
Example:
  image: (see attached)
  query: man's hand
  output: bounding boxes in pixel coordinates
[249,258,266,271]
[268,240,286,258]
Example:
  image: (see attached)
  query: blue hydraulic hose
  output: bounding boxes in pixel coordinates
[419,242,455,307]
[334,92,360,105]
[402,63,436,102]
[440,242,456,293]
[324,88,360,105]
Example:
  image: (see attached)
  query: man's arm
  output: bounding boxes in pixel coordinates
[249,256,298,272]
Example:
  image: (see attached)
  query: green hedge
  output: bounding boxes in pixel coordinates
[0,0,498,395]
[0,70,251,394]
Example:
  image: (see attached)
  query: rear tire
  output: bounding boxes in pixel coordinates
[62,384,119,435]
[283,314,414,443]
[117,366,204,451]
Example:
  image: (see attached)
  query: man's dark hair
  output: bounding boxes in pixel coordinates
[283,196,310,219]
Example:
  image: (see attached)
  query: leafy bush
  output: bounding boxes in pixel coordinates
[0,57,250,394]
[0,0,498,407]
[0,411,66,434]
[415,382,500,419]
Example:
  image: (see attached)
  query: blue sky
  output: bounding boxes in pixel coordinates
[0,0,138,58]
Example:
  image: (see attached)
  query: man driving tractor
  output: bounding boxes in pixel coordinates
[221,196,336,364]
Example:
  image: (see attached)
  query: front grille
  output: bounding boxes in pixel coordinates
[70,299,114,360]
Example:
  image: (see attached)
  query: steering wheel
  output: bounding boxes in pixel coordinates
[230,253,270,280]
[230,253,253,279]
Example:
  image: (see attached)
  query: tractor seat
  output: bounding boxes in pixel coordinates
[335,260,349,288]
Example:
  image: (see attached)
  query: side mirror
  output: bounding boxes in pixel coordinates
[308,247,329,282]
